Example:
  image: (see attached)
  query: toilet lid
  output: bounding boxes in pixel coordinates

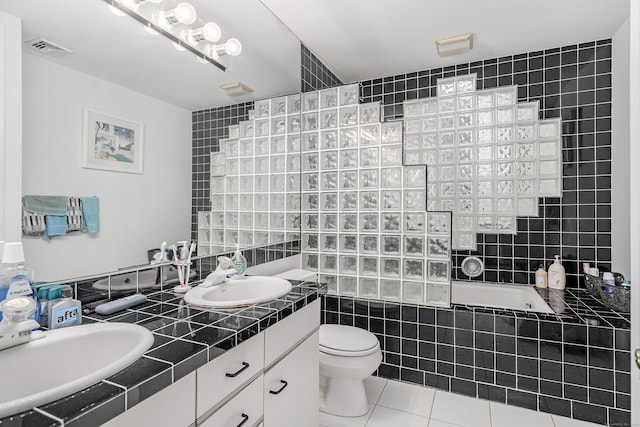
[319,324,379,354]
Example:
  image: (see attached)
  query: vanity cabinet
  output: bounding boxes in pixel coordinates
[198,298,320,427]
[103,299,319,427]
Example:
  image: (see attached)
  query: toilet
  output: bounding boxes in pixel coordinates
[319,324,382,417]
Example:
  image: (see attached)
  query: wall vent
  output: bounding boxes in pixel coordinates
[24,38,73,56]
[220,82,254,97]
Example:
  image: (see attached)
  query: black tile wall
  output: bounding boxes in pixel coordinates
[191,102,254,240]
[322,292,631,426]
[359,39,614,288]
[301,44,343,93]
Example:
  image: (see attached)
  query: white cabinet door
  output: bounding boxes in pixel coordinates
[263,331,319,427]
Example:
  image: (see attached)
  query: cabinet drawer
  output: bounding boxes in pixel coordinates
[264,299,320,366]
[199,376,263,427]
[197,332,264,419]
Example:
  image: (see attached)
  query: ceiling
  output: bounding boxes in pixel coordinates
[0,0,301,111]
[0,0,631,111]
[261,0,630,83]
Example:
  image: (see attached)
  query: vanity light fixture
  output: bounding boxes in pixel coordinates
[102,0,243,71]
[435,32,473,57]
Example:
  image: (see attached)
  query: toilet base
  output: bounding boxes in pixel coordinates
[320,376,369,417]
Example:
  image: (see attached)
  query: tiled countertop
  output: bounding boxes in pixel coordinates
[535,287,630,329]
[0,279,324,427]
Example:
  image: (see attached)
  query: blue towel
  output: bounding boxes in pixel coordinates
[81,197,100,233]
[42,215,67,239]
[23,195,68,216]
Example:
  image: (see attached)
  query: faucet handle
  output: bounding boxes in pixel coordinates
[0,297,37,323]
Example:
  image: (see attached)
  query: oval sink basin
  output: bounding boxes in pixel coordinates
[0,322,153,418]
[184,276,292,308]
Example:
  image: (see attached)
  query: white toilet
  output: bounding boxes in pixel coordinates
[319,324,382,417]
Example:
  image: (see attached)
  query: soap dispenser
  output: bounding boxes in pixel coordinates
[547,255,566,290]
[231,245,247,278]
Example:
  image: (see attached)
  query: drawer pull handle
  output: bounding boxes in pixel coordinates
[237,413,249,427]
[226,362,250,378]
[269,379,288,395]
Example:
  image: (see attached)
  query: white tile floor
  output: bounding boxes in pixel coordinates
[319,377,604,427]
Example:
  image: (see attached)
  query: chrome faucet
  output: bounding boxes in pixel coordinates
[0,297,44,351]
[200,256,237,288]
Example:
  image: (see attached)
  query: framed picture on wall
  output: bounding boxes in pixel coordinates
[81,108,144,174]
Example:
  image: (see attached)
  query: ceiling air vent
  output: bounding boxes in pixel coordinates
[220,82,254,97]
[25,38,72,56]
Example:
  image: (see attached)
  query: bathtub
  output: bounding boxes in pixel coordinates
[451,281,554,314]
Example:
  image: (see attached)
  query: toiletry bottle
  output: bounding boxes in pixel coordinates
[547,255,566,290]
[602,272,615,286]
[535,263,547,288]
[0,242,38,323]
[49,288,82,329]
[231,246,247,278]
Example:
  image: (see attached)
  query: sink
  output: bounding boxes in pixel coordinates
[184,276,292,308]
[0,322,153,418]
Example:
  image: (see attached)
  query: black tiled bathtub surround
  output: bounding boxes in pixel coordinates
[322,289,630,426]
[1,279,324,425]
[359,39,613,288]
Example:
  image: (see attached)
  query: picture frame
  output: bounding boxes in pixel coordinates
[82,108,144,174]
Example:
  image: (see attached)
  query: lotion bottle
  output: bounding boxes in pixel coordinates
[535,263,547,288]
[547,255,566,290]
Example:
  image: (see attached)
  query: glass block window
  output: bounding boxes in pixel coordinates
[403,74,562,250]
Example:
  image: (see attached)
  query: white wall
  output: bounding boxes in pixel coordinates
[612,18,631,278]
[21,54,192,281]
[0,11,22,243]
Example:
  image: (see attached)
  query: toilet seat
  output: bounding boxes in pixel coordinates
[319,324,379,357]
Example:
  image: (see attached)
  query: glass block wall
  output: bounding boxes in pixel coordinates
[360,39,613,287]
[298,84,453,306]
[402,74,563,251]
[200,95,303,254]
[192,102,254,240]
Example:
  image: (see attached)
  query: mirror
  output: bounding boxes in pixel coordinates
[0,0,303,281]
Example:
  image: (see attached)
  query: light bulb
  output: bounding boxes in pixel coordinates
[224,38,242,56]
[173,42,186,51]
[174,2,196,24]
[190,22,221,44]
[201,22,221,42]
